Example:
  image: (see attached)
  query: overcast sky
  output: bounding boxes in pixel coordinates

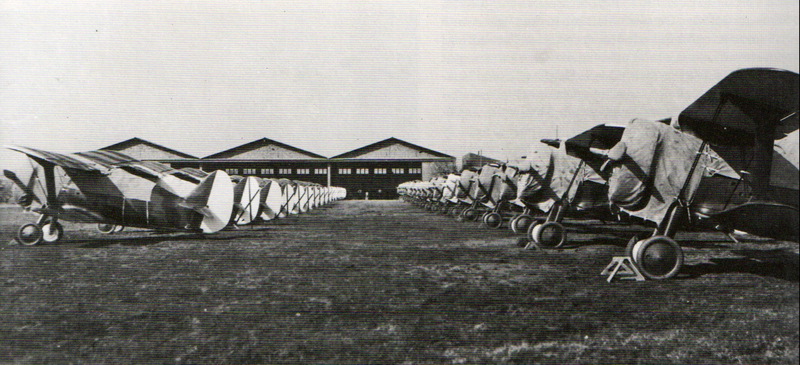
[1,0,798,173]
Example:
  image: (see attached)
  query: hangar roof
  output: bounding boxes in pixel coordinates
[203,137,327,161]
[460,152,502,170]
[100,137,198,160]
[330,137,454,162]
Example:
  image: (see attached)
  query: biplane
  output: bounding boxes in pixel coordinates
[588,68,798,280]
[4,146,234,245]
[437,173,461,214]
[451,169,479,220]
[504,136,619,247]
[473,163,518,229]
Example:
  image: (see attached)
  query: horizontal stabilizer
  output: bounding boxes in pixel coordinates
[709,201,799,242]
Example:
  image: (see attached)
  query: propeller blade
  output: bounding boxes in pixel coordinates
[3,170,27,191]
[26,168,38,191]
[3,169,41,206]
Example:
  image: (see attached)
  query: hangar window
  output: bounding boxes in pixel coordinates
[297,168,310,174]
[408,168,421,174]
[374,168,387,174]
[279,168,292,175]
[226,168,239,175]
[314,168,327,174]
[392,168,404,174]
[356,168,369,174]
[261,168,274,175]
[243,168,257,175]
[338,168,351,174]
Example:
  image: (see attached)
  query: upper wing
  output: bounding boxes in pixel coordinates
[679,68,798,144]
[6,145,105,171]
[74,150,139,167]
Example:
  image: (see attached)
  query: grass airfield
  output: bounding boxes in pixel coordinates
[0,201,797,364]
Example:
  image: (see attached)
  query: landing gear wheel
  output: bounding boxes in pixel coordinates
[511,215,534,234]
[97,223,116,234]
[17,223,43,246]
[508,215,520,232]
[41,221,64,244]
[529,221,566,249]
[631,236,684,280]
[462,208,478,222]
[483,212,502,229]
[527,222,539,244]
[625,236,639,258]
[455,207,466,221]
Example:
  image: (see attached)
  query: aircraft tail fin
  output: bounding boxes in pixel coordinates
[182,170,233,233]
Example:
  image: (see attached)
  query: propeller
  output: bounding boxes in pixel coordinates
[3,169,41,206]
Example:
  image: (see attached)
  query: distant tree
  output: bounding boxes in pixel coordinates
[0,179,13,204]
[426,161,457,178]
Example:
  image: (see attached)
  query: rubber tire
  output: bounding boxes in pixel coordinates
[631,236,684,280]
[462,208,477,222]
[97,223,116,234]
[625,236,639,258]
[512,215,534,234]
[41,221,64,244]
[17,223,43,246]
[483,212,502,229]
[508,215,520,233]
[531,221,567,249]
[527,222,540,244]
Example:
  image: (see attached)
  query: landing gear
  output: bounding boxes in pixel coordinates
[629,236,684,280]
[97,223,125,234]
[17,223,43,246]
[510,215,534,234]
[97,223,115,234]
[462,208,479,222]
[528,221,566,249]
[15,219,64,246]
[41,221,64,244]
[483,212,502,229]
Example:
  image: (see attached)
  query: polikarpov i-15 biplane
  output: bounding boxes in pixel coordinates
[4,145,234,245]
[590,68,798,280]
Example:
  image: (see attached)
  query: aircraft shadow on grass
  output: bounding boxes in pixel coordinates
[681,249,799,282]
[74,229,274,248]
[557,236,629,249]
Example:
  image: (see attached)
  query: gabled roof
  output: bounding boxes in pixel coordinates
[330,137,454,161]
[461,152,501,163]
[203,137,327,161]
[100,137,198,160]
[460,152,502,170]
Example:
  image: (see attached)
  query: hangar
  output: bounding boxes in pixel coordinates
[180,137,330,186]
[99,136,454,199]
[101,137,198,162]
[329,137,456,199]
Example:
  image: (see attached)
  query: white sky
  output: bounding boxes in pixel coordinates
[1,0,798,173]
